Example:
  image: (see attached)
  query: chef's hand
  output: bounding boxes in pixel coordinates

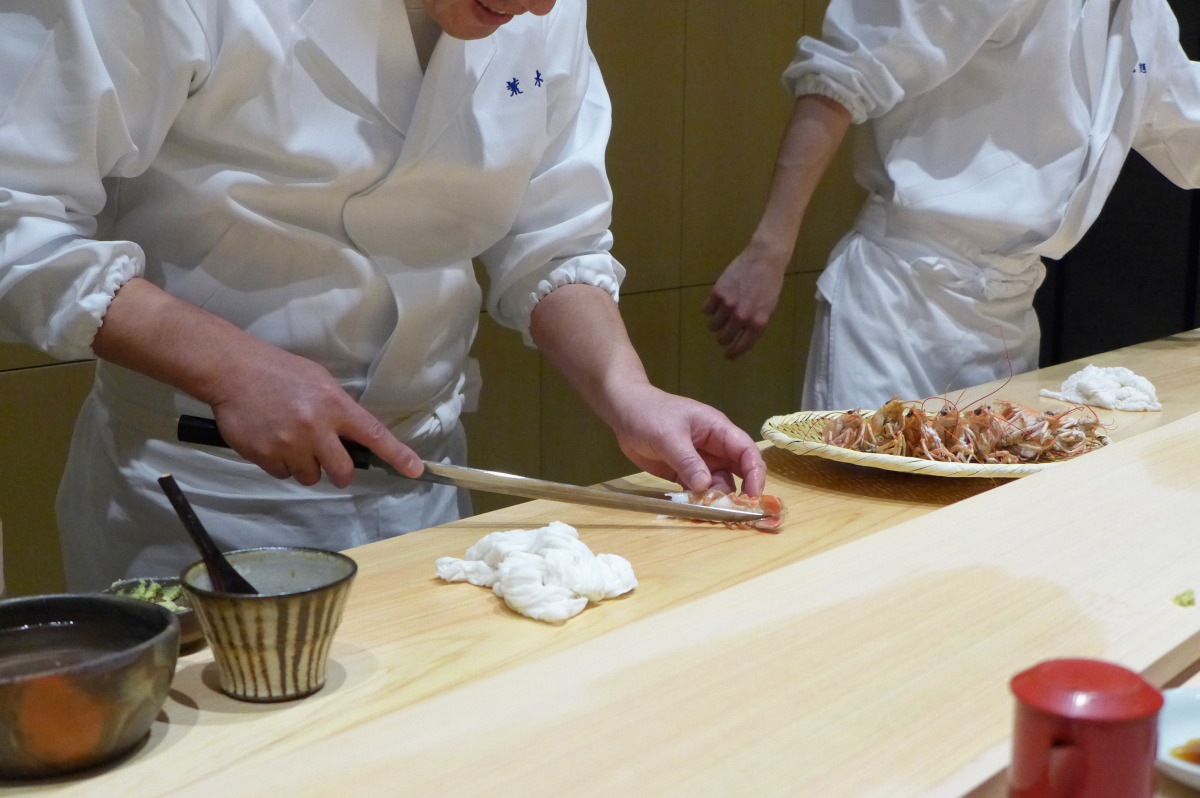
[91,277,424,488]
[702,242,787,360]
[205,344,423,488]
[608,385,767,498]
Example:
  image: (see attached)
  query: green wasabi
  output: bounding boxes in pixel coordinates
[111,579,189,613]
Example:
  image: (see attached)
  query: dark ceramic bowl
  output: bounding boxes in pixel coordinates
[104,577,204,649]
[0,594,179,779]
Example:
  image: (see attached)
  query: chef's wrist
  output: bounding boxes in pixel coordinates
[744,231,795,273]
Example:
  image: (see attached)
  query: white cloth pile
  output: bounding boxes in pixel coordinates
[1039,365,1162,412]
[435,521,637,623]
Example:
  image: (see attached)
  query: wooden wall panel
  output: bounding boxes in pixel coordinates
[588,0,687,295]
[680,0,808,286]
[0,361,95,596]
[0,343,61,371]
[622,287,683,395]
[460,314,542,515]
[805,0,830,31]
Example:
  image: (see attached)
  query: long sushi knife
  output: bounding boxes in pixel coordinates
[176,415,766,524]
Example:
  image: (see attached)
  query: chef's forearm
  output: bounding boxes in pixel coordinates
[528,283,649,426]
[749,93,852,262]
[91,276,262,407]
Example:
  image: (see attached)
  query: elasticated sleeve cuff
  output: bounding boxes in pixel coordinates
[498,253,623,348]
[782,72,869,125]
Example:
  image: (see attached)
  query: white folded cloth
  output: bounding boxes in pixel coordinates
[1039,365,1162,412]
[435,521,636,623]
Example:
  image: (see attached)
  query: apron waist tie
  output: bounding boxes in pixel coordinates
[848,196,1046,302]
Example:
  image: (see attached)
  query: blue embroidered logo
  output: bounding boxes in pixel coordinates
[507,71,545,96]
[1133,62,1147,74]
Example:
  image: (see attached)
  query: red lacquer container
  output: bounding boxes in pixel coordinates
[1008,658,1162,798]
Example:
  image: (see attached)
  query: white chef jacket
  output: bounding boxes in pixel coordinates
[0,0,624,589]
[785,0,1200,410]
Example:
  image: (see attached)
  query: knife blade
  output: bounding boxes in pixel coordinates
[176,415,766,525]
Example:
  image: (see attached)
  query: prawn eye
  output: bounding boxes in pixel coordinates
[973,407,983,415]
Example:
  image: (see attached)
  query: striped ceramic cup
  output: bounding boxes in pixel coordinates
[181,547,356,702]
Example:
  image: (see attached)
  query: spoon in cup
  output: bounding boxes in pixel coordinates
[157,473,257,594]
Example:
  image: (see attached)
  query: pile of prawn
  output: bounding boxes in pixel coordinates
[821,395,1108,465]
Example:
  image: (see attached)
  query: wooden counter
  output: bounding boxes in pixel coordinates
[16,329,1200,797]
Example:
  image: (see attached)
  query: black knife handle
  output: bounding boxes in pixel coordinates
[176,414,229,449]
[177,414,374,470]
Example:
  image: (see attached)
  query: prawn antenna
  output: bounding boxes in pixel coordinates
[962,325,1016,410]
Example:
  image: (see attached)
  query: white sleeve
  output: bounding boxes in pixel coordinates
[0,1,207,360]
[1133,25,1200,189]
[479,4,624,347]
[782,0,1037,124]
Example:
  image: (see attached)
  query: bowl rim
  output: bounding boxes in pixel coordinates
[179,546,358,599]
[0,593,180,687]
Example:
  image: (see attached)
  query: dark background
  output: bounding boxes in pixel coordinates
[1034,0,1200,364]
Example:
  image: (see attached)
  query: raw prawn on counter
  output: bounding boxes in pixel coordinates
[665,490,785,532]
[821,396,1108,465]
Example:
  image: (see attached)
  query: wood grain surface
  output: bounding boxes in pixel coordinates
[15,329,1200,798]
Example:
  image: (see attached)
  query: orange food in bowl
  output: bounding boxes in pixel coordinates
[18,675,108,764]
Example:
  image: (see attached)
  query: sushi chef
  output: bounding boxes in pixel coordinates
[702,0,1200,410]
[0,0,766,590]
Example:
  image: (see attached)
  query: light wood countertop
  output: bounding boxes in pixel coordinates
[16,329,1200,797]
